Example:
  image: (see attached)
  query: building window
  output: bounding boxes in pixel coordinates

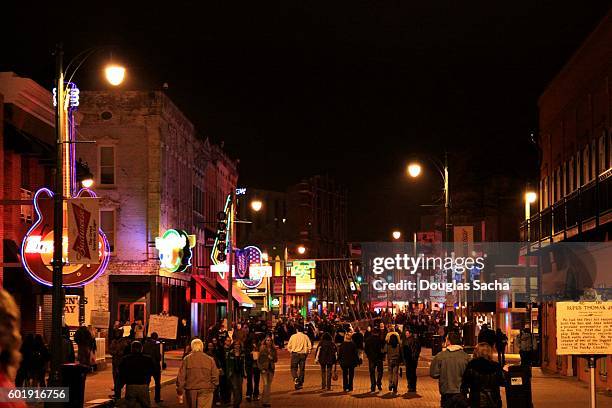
[99,146,116,185]
[568,157,574,193]
[591,140,597,180]
[100,210,116,253]
[598,133,606,175]
[583,146,590,185]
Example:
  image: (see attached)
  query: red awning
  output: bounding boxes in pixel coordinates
[216,275,256,308]
[192,275,226,303]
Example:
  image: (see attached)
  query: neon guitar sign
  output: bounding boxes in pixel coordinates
[21,82,110,287]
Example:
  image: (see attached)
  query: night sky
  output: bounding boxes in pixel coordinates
[3,2,612,240]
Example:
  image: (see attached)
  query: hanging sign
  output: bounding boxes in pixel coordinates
[67,198,100,264]
[155,229,196,272]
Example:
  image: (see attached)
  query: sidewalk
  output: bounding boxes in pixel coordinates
[84,358,180,407]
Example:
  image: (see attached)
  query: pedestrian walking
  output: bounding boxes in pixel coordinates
[518,328,535,366]
[430,332,470,408]
[143,332,163,403]
[117,341,156,407]
[494,329,507,367]
[257,336,278,407]
[225,340,246,407]
[110,329,130,399]
[286,326,312,390]
[314,332,337,391]
[364,328,384,392]
[30,335,49,387]
[352,327,364,350]
[176,338,220,408]
[383,331,402,394]
[477,324,496,347]
[402,328,421,393]
[15,334,33,387]
[74,325,95,368]
[338,332,360,392]
[461,342,505,408]
[244,331,260,402]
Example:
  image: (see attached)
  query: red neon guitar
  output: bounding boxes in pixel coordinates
[21,82,110,287]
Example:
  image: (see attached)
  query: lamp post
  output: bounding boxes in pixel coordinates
[524,189,537,331]
[50,44,125,384]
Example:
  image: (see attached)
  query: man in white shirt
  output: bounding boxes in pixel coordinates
[287,326,312,389]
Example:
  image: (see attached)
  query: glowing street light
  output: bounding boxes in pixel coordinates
[250,200,263,212]
[392,230,401,240]
[81,178,94,188]
[407,163,422,178]
[297,245,306,255]
[525,191,537,204]
[105,65,126,86]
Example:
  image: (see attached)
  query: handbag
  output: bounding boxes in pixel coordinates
[332,364,338,381]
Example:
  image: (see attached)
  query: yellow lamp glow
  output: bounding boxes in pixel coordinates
[407,163,422,178]
[251,200,263,212]
[525,191,537,204]
[392,230,401,240]
[81,178,94,188]
[105,65,126,86]
[297,245,306,255]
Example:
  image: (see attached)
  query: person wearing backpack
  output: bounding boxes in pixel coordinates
[461,342,505,408]
[315,332,337,391]
[383,332,402,394]
[518,328,534,366]
[337,332,360,392]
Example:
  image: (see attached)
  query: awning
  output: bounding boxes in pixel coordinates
[216,275,256,308]
[192,275,226,303]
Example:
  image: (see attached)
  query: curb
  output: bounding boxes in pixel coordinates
[87,375,177,407]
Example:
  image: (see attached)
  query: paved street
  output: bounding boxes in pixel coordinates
[86,348,612,408]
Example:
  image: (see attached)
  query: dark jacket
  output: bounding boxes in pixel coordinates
[478,329,497,347]
[364,334,384,362]
[461,358,505,408]
[118,352,156,386]
[383,343,403,365]
[402,336,421,362]
[143,338,162,369]
[257,345,278,373]
[338,341,360,369]
[316,339,337,366]
[430,345,470,395]
[224,350,246,378]
[352,331,364,350]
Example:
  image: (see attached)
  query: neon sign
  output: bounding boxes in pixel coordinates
[21,188,110,287]
[155,229,196,272]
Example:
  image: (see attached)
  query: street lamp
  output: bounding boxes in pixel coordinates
[105,64,126,86]
[250,200,263,212]
[297,245,306,255]
[525,191,537,220]
[407,163,422,178]
[392,230,402,240]
[81,178,94,188]
[406,153,450,244]
[50,44,126,385]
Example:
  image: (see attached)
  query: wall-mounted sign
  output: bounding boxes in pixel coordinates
[21,188,110,287]
[249,265,272,280]
[155,229,196,272]
[556,301,612,355]
[290,260,316,292]
[67,198,100,265]
[64,295,80,327]
[271,298,280,308]
[235,187,247,195]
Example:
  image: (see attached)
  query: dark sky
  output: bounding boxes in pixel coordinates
[3,1,611,240]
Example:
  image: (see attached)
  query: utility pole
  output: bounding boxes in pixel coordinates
[50,43,65,386]
[227,191,236,330]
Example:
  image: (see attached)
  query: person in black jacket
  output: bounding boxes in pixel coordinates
[461,342,505,408]
[118,341,156,406]
[364,328,384,392]
[477,324,496,347]
[352,328,364,351]
[143,332,163,402]
[401,328,421,393]
[315,333,337,390]
[337,333,360,392]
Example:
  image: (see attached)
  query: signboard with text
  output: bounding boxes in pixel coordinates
[147,314,179,339]
[90,310,110,329]
[64,295,80,327]
[556,301,612,355]
[67,198,100,264]
[290,260,316,292]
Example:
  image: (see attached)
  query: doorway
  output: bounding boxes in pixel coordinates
[118,302,147,325]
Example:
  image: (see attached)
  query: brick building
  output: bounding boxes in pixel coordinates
[77,90,243,338]
[520,9,612,387]
[0,72,55,336]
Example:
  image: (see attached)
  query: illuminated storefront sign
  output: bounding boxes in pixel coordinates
[290,260,316,292]
[271,298,280,307]
[155,229,196,272]
[21,188,110,287]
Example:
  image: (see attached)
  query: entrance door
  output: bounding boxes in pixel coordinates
[118,302,147,325]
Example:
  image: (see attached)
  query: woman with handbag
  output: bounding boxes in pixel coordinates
[315,332,337,391]
[257,335,278,407]
[460,342,505,408]
[337,332,360,392]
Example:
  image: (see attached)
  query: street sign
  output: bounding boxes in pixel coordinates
[556,301,612,355]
